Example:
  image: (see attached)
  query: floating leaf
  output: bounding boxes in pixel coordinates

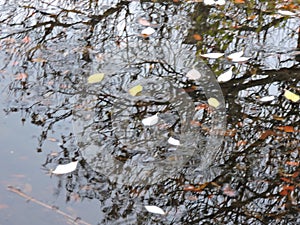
[129,84,143,96]
[32,58,47,63]
[277,10,297,17]
[52,161,78,175]
[168,137,180,146]
[15,73,28,81]
[142,114,159,126]
[284,89,300,102]
[141,27,155,36]
[227,50,244,60]
[276,126,295,133]
[200,52,224,59]
[231,56,250,63]
[203,0,225,6]
[217,66,234,83]
[145,205,166,215]
[87,73,105,84]
[186,68,201,80]
[208,97,220,108]
[258,96,275,102]
[138,18,151,26]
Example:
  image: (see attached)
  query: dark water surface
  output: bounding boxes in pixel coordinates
[0,1,299,224]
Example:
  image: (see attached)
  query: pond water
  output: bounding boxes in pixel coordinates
[0,1,299,224]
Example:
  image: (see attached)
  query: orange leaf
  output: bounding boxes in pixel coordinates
[22,36,31,43]
[193,34,202,41]
[280,177,293,183]
[280,185,295,196]
[276,126,295,133]
[292,171,299,178]
[285,161,299,166]
[234,0,245,3]
[259,130,276,140]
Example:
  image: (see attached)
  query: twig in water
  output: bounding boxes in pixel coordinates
[7,185,92,225]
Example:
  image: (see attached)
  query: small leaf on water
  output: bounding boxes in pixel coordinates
[52,161,78,175]
[203,0,225,6]
[141,27,155,36]
[129,84,143,96]
[200,52,224,59]
[145,205,166,215]
[227,50,244,60]
[231,56,250,63]
[168,137,180,146]
[138,18,151,26]
[186,68,201,80]
[217,66,234,83]
[87,73,105,84]
[277,10,297,17]
[284,89,300,102]
[258,96,275,102]
[142,114,159,126]
[208,97,220,108]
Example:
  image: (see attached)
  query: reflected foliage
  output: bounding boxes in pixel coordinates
[0,0,299,224]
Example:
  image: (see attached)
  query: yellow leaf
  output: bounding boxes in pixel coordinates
[284,90,300,103]
[87,73,105,84]
[208,97,220,108]
[129,84,143,96]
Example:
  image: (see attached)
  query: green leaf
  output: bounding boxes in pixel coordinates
[87,73,105,84]
[129,84,143,96]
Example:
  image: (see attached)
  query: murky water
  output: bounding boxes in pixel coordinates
[0,1,299,224]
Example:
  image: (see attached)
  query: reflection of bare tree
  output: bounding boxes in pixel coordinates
[0,1,299,224]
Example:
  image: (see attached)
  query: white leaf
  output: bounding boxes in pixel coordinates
[145,205,166,215]
[52,161,78,175]
[142,114,159,126]
[200,52,224,59]
[227,50,244,60]
[168,137,180,146]
[259,96,275,102]
[208,97,220,108]
[141,27,155,36]
[277,10,297,17]
[186,69,201,80]
[204,0,225,6]
[217,66,234,83]
[231,56,250,63]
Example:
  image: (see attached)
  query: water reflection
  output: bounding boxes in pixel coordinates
[0,0,299,224]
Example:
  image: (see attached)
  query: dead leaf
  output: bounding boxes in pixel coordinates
[276,126,295,133]
[15,73,28,81]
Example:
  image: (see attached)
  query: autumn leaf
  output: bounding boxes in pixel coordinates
[129,84,143,96]
[193,33,202,41]
[279,185,295,196]
[87,73,105,84]
[167,137,180,146]
[276,126,295,133]
[285,161,299,166]
[217,66,234,83]
[284,89,300,102]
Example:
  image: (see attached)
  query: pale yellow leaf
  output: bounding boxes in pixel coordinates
[87,73,105,84]
[208,97,220,108]
[129,84,143,96]
[284,90,300,103]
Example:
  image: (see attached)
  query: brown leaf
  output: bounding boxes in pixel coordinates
[285,161,299,166]
[259,130,276,140]
[276,126,295,133]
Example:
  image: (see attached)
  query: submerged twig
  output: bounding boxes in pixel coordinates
[7,185,92,225]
